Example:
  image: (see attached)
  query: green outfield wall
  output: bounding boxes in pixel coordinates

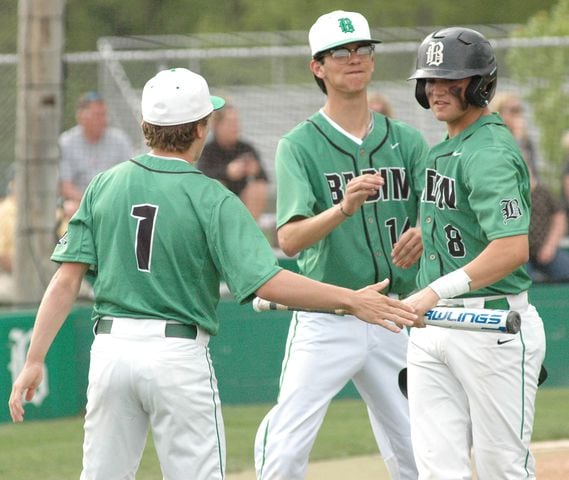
[0,281,568,424]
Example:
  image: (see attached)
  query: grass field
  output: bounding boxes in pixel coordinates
[0,388,567,479]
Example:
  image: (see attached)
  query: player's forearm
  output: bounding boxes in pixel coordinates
[462,235,529,291]
[277,204,347,256]
[25,263,87,363]
[256,269,355,313]
[256,271,416,331]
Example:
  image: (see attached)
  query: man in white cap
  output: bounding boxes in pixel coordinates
[8,67,417,480]
[254,10,428,480]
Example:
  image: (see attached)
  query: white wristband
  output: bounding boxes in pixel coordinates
[429,268,471,299]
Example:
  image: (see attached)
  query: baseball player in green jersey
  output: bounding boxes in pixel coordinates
[405,28,546,479]
[8,68,418,480]
[254,11,428,480]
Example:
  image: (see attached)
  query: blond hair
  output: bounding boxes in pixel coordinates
[368,92,394,118]
[142,116,209,153]
[489,92,522,114]
[561,130,569,152]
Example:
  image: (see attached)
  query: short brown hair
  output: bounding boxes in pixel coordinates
[142,116,210,153]
[313,54,328,95]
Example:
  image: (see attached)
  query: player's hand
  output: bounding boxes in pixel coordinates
[341,173,384,215]
[392,227,423,269]
[353,279,417,333]
[403,287,439,328]
[8,362,44,423]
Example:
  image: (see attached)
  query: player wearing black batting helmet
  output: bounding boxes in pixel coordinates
[409,27,497,109]
[404,26,546,479]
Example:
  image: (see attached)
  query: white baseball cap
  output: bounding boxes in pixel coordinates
[309,10,381,57]
[141,68,225,126]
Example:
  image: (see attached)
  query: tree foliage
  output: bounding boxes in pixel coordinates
[61,0,558,51]
[507,0,569,188]
[0,0,557,53]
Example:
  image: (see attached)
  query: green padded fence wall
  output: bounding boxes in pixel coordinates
[0,282,567,423]
[0,305,93,424]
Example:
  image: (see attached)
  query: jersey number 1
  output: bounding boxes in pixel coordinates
[131,204,159,272]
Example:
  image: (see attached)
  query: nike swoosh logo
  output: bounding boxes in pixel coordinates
[452,151,462,156]
[391,143,399,149]
[497,338,515,345]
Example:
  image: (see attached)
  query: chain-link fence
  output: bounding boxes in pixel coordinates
[0,13,567,303]
[0,0,17,196]
[89,25,527,192]
[1,24,569,212]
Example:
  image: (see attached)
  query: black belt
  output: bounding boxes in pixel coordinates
[95,318,198,339]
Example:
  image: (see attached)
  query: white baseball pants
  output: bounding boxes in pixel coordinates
[80,318,225,480]
[407,293,546,479]
[255,311,417,480]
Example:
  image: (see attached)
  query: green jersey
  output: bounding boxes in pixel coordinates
[276,111,428,295]
[53,153,281,335]
[417,113,532,295]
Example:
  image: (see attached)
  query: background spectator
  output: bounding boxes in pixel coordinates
[560,130,569,218]
[367,91,394,117]
[528,169,569,282]
[197,104,268,220]
[0,180,16,273]
[0,184,74,298]
[59,91,135,220]
[490,91,541,177]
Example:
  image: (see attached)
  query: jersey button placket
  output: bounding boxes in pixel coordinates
[362,202,383,272]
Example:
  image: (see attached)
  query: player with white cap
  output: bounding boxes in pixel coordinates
[254,10,429,480]
[405,27,546,479]
[8,67,417,479]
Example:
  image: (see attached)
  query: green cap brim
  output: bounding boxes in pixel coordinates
[211,95,225,111]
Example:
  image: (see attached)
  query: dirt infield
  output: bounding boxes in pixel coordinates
[228,440,569,479]
[531,440,569,479]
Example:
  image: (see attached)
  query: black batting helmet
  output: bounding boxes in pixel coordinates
[409,27,497,109]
